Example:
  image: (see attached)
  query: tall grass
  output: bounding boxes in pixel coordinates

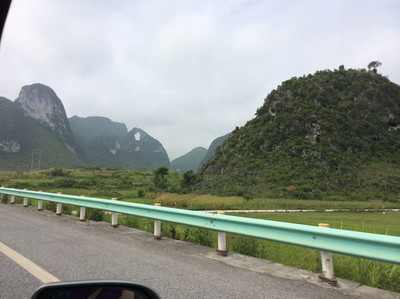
[334,255,399,292]
[155,193,245,210]
[154,193,399,211]
[226,234,400,293]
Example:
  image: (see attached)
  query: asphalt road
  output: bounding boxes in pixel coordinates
[0,203,385,298]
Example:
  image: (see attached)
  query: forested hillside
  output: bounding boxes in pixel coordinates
[196,66,400,201]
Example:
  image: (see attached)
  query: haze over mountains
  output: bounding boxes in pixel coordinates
[0,83,220,171]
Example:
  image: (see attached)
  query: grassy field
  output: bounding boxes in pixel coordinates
[1,168,399,292]
[232,211,400,236]
[155,192,400,211]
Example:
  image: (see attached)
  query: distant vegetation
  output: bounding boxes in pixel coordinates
[2,168,399,209]
[196,66,400,202]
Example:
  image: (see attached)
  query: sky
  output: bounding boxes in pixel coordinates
[0,0,399,160]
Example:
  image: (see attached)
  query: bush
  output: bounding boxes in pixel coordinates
[86,208,105,221]
[1,194,8,203]
[49,168,69,177]
[180,227,213,246]
[44,201,57,212]
[137,189,144,198]
[62,204,73,215]
[229,235,258,256]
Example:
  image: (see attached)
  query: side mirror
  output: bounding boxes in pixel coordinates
[31,280,160,299]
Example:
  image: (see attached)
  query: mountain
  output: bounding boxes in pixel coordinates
[69,115,126,165]
[16,84,78,153]
[199,133,231,167]
[69,116,127,141]
[195,66,400,201]
[120,127,170,169]
[69,116,170,169]
[0,84,86,171]
[171,146,207,173]
[1,83,171,171]
[171,133,232,174]
[0,97,25,154]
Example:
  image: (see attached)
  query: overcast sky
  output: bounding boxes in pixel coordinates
[0,0,399,160]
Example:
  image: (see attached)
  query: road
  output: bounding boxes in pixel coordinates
[0,203,394,299]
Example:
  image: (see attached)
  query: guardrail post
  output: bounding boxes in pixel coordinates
[79,195,86,221]
[318,223,337,285]
[56,203,62,215]
[56,192,62,215]
[154,203,162,240]
[80,207,86,221]
[22,188,28,207]
[38,200,43,211]
[10,195,15,204]
[37,191,43,211]
[216,211,228,256]
[111,198,119,227]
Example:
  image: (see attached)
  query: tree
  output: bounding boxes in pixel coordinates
[367,61,382,73]
[181,170,196,188]
[153,166,169,191]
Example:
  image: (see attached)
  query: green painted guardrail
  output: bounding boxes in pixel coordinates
[1,187,399,265]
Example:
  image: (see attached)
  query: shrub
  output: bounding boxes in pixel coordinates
[44,201,57,212]
[1,194,8,203]
[229,235,258,256]
[86,208,105,221]
[49,168,69,177]
[137,189,144,198]
[180,227,213,246]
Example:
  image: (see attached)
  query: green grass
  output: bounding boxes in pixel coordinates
[154,192,400,211]
[231,212,400,236]
[236,197,400,211]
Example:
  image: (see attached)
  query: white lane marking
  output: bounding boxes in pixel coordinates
[0,241,60,283]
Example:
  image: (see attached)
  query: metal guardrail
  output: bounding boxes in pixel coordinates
[1,187,399,265]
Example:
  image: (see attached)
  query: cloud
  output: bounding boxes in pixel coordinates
[0,0,399,160]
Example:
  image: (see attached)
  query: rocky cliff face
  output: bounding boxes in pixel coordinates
[0,138,20,153]
[16,84,77,153]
